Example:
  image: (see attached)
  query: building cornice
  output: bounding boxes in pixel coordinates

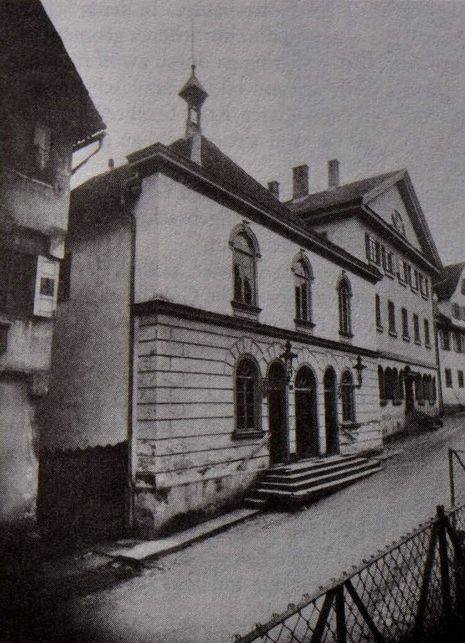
[132,299,380,359]
[378,350,438,371]
[126,147,381,284]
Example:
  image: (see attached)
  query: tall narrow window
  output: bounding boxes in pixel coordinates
[424,319,431,347]
[458,371,464,388]
[401,308,409,339]
[235,357,260,435]
[292,254,313,324]
[375,294,382,330]
[388,301,396,335]
[445,368,452,388]
[341,370,355,422]
[230,225,260,315]
[454,332,462,353]
[338,276,352,337]
[413,314,420,344]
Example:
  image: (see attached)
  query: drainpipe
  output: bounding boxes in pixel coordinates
[433,298,444,417]
[121,172,142,532]
[71,131,106,176]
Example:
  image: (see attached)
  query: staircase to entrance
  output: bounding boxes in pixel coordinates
[245,453,383,509]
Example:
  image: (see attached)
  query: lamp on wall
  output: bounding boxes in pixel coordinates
[280,340,298,385]
[352,355,366,388]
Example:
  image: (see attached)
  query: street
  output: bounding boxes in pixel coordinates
[34,417,465,642]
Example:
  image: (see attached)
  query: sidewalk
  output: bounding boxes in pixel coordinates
[6,416,465,642]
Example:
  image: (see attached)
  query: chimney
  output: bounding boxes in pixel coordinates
[292,164,309,200]
[108,158,115,169]
[267,181,280,199]
[328,159,340,189]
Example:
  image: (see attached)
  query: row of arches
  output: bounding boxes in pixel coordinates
[235,356,356,464]
[378,366,436,408]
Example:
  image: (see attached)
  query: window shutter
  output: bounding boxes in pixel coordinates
[365,233,371,260]
[33,255,59,318]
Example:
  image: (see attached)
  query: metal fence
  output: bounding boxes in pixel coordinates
[234,504,465,643]
[449,448,465,508]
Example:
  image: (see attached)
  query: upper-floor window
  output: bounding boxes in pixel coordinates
[337,275,352,337]
[413,314,420,344]
[365,234,380,265]
[341,370,355,422]
[445,368,453,388]
[453,332,462,353]
[381,248,395,275]
[401,307,409,339]
[230,224,260,313]
[462,279,465,296]
[388,300,396,336]
[424,319,431,347]
[441,330,451,351]
[375,294,382,330]
[452,303,460,319]
[412,270,419,292]
[292,253,313,325]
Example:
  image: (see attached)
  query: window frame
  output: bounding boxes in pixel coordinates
[292,253,314,329]
[233,356,263,439]
[445,368,453,388]
[340,370,356,423]
[401,307,410,340]
[229,224,261,318]
[337,275,353,338]
[413,314,421,344]
[387,300,397,336]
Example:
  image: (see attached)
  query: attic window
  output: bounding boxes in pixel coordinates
[391,210,405,236]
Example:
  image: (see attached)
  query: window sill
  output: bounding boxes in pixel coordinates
[421,294,429,301]
[388,330,398,338]
[380,399,387,407]
[402,335,410,342]
[7,167,55,190]
[231,300,261,320]
[425,343,432,350]
[397,278,407,288]
[410,287,419,295]
[232,430,266,441]
[376,325,384,333]
[393,399,403,406]
[414,340,421,346]
[294,318,315,331]
[417,401,425,406]
[339,331,353,339]
[384,271,395,280]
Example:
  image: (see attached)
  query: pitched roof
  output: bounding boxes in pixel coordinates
[288,170,400,214]
[434,262,465,301]
[0,0,105,144]
[169,135,292,220]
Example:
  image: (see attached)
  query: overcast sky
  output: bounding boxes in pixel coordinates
[43,0,465,265]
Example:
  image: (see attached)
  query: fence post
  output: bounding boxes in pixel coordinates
[436,505,452,623]
[335,585,347,643]
[449,449,456,508]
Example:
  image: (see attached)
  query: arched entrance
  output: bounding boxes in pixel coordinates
[294,366,319,459]
[404,366,414,414]
[324,367,339,455]
[268,361,289,465]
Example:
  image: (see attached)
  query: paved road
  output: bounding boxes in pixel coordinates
[42,417,465,642]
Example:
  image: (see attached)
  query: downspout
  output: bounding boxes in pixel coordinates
[433,297,444,417]
[121,173,142,532]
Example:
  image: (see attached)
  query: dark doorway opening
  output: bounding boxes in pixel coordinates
[295,366,319,459]
[404,366,415,414]
[268,361,289,465]
[324,367,339,455]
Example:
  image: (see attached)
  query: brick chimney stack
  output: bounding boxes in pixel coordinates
[328,159,340,189]
[292,165,309,200]
[267,181,280,199]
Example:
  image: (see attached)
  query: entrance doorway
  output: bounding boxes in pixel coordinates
[294,366,319,459]
[324,367,339,455]
[268,361,289,465]
[404,366,414,414]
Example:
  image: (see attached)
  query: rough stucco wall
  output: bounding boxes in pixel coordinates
[0,379,38,527]
[134,174,377,352]
[40,219,132,451]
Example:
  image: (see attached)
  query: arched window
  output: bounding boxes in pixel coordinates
[292,254,313,323]
[398,370,404,400]
[337,275,352,337]
[432,377,437,403]
[230,225,260,309]
[341,370,355,422]
[415,374,424,404]
[392,368,399,400]
[235,357,260,434]
[378,366,385,402]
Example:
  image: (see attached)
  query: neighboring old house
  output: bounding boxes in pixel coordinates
[435,263,465,413]
[42,67,388,539]
[0,0,105,537]
[289,163,442,437]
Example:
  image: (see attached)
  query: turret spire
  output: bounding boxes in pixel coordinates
[178,65,208,138]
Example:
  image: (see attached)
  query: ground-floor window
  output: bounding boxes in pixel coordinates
[235,356,261,435]
[445,368,453,388]
[341,370,355,422]
[458,370,464,388]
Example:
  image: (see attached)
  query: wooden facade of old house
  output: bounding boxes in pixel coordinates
[0,0,105,538]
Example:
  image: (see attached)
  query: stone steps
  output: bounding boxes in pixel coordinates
[245,454,383,509]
